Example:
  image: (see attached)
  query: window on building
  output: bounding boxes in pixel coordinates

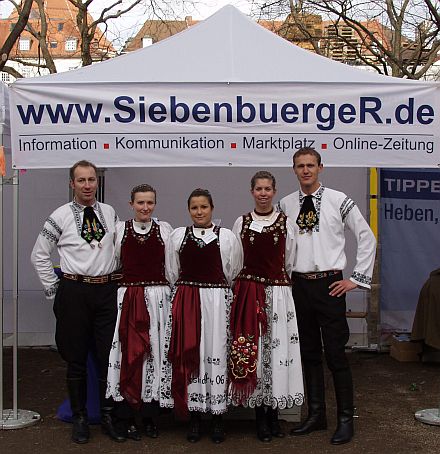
[65,38,77,51]
[142,36,153,48]
[21,67,33,78]
[50,41,58,48]
[19,38,31,51]
[1,72,11,83]
[58,23,64,31]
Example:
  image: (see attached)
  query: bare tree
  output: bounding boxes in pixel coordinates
[253,0,440,79]
[14,0,57,74]
[0,0,33,74]
[68,0,146,67]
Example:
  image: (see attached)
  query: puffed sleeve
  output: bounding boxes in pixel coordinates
[165,227,185,286]
[114,220,126,268]
[159,221,174,284]
[219,228,243,284]
[285,217,297,276]
[30,209,63,300]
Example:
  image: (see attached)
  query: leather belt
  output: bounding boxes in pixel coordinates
[61,272,123,284]
[293,270,341,280]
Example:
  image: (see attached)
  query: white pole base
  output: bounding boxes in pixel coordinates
[0,409,41,429]
[414,408,440,426]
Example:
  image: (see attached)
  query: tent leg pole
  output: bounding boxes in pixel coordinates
[0,173,4,423]
[1,170,40,430]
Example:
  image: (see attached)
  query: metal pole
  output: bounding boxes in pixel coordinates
[0,171,3,423]
[12,170,18,419]
[0,170,40,429]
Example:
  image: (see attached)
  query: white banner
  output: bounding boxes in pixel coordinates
[10,82,440,169]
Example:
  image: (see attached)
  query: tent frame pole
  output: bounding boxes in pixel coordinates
[0,170,40,429]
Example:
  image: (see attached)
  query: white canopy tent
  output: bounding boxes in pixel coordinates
[3,4,440,429]
[9,5,440,169]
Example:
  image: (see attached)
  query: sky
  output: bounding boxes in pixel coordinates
[0,1,255,49]
[0,1,253,20]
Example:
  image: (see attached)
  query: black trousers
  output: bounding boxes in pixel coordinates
[53,278,118,381]
[292,272,350,372]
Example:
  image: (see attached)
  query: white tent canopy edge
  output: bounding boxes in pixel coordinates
[8,5,440,169]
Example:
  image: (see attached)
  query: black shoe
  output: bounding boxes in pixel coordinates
[101,411,127,443]
[211,415,225,444]
[290,413,327,436]
[71,415,90,444]
[267,408,285,438]
[187,413,201,443]
[330,418,353,445]
[126,423,142,441]
[144,418,159,438]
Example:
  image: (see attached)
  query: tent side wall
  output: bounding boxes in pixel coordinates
[3,166,368,346]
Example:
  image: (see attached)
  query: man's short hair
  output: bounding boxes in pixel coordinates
[292,147,322,167]
[69,160,98,181]
[250,170,276,190]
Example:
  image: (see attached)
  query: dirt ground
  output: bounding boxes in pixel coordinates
[1,347,439,453]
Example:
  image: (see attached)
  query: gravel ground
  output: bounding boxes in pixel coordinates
[1,347,439,453]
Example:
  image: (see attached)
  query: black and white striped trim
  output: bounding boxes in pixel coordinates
[340,196,355,223]
[40,227,59,243]
[351,271,372,286]
[46,217,62,235]
[44,282,59,298]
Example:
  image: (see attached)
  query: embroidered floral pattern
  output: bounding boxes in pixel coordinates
[298,186,324,234]
[71,201,108,237]
[296,209,317,231]
[287,311,295,322]
[230,334,258,380]
[230,286,304,409]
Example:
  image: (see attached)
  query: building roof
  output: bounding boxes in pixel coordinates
[16,5,422,84]
[1,0,114,60]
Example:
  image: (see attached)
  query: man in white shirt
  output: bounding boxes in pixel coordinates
[279,147,376,445]
[31,160,125,444]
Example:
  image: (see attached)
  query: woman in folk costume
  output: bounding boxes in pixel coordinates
[229,171,304,442]
[161,188,241,444]
[106,184,172,440]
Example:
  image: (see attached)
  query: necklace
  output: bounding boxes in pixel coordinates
[254,207,274,217]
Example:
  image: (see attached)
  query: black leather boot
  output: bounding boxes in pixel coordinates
[67,378,89,444]
[291,362,327,436]
[143,417,159,438]
[99,379,126,442]
[331,369,354,445]
[255,406,271,442]
[187,411,201,443]
[267,407,285,437]
[211,414,225,444]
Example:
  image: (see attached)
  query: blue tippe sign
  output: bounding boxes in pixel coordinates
[380,168,440,333]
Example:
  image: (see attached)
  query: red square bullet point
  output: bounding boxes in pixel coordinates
[230,143,237,149]
[103,143,109,149]
[321,143,327,149]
